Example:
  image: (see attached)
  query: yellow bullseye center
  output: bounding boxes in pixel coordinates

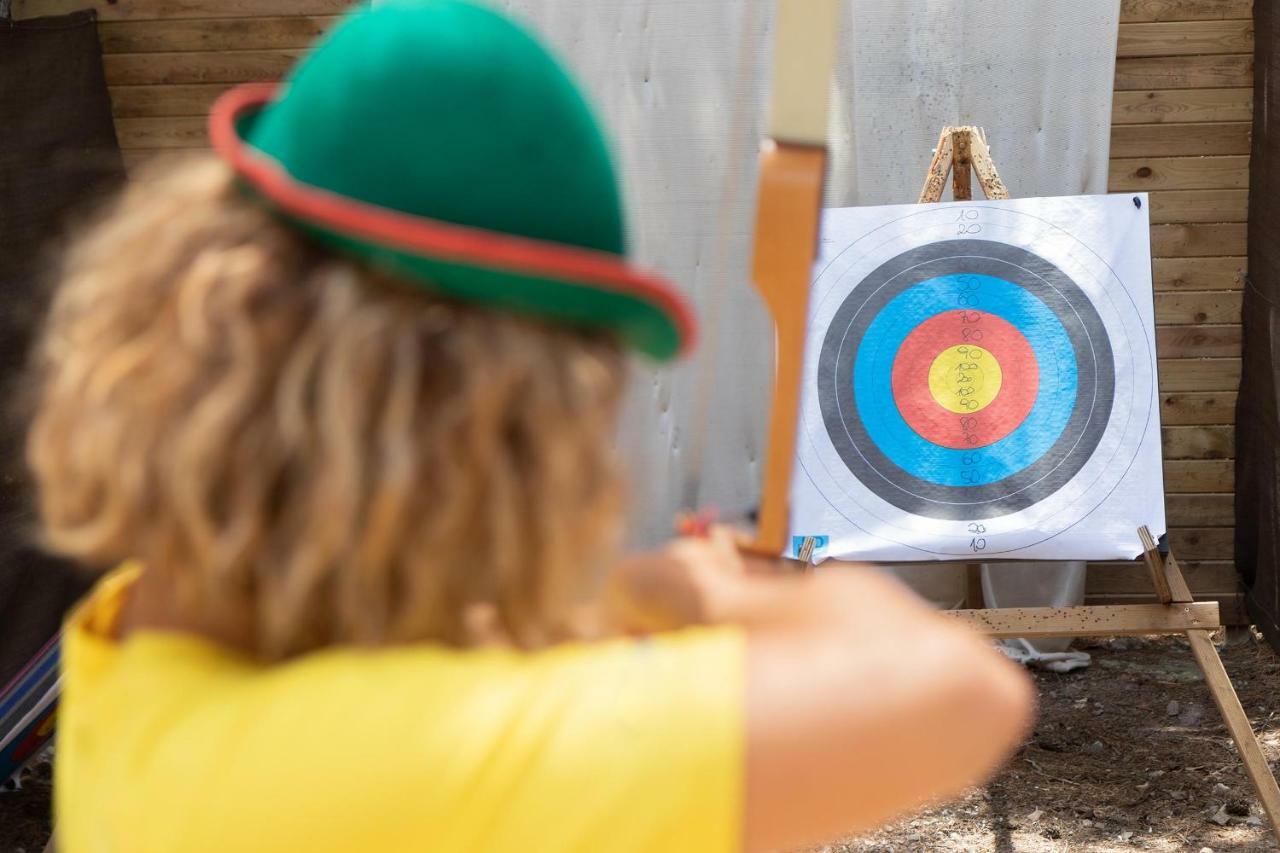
[928,345,1002,414]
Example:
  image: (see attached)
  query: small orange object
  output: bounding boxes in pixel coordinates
[675,506,719,538]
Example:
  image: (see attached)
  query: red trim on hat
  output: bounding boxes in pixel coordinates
[208,83,696,355]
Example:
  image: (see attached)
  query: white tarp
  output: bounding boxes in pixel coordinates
[487,0,1122,545]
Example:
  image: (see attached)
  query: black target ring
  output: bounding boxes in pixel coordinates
[817,239,1116,520]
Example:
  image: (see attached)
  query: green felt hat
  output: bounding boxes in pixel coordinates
[209,0,694,360]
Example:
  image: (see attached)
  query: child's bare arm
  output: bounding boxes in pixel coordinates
[607,529,1036,852]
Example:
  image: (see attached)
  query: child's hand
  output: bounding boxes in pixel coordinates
[604,526,748,634]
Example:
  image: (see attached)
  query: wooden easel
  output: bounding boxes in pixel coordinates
[920,125,1280,835]
[918,125,1008,206]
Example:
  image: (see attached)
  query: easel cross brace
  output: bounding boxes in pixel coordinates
[909,126,1280,834]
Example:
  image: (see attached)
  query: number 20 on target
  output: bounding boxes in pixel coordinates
[968,522,987,552]
[956,208,981,235]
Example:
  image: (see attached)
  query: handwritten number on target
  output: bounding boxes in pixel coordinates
[968,524,989,554]
[955,209,982,236]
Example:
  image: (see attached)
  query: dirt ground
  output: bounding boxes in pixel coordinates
[1,753,51,853]
[3,634,1280,852]
[838,633,1280,852]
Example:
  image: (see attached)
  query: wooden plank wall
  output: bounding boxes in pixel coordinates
[12,0,354,171]
[13,0,1256,620]
[1097,0,1252,621]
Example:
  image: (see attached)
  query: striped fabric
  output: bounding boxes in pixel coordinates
[0,633,60,783]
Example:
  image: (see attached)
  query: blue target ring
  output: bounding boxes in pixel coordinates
[853,275,1077,486]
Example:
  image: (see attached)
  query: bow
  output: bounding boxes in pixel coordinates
[748,0,843,557]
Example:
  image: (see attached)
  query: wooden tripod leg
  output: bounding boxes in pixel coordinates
[950,128,972,201]
[1186,629,1280,833]
[968,128,1009,200]
[1139,526,1175,603]
[917,128,954,203]
[1143,525,1280,833]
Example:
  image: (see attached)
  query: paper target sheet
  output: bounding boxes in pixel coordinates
[789,194,1166,562]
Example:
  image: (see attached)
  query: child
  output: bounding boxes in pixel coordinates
[29,3,1033,851]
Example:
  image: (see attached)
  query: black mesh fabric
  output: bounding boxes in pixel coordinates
[1239,0,1280,649]
[0,10,123,685]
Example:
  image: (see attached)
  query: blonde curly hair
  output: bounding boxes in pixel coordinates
[27,156,628,660]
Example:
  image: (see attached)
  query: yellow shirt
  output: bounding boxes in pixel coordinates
[57,567,745,853]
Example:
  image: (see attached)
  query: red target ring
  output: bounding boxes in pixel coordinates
[891,310,1039,449]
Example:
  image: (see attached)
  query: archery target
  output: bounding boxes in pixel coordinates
[792,195,1166,561]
